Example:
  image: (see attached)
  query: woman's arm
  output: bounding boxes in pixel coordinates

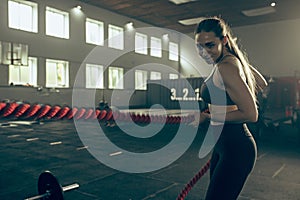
[210,60,258,123]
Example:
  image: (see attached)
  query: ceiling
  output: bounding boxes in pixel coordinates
[78,0,300,34]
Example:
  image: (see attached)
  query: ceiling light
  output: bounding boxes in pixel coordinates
[270,2,276,7]
[178,17,204,26]
[72,5,83,15]
[125,22,134,30]
[163,34,169,40]
[242,6,276,17]
[169,0,197,5]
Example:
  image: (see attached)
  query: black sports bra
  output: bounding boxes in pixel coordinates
[201,68,236,106]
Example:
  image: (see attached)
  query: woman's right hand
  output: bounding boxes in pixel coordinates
[189,110,210,127]
[200,111,210,123]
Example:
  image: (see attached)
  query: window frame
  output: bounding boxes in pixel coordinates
[135,32,148,55]
[108,66,124,89]
[45,59,69,88]
[85,18,104,46]
[45,6,69,39]
[150,71,162,80]
[85,63,104,89]
[8,0,38,33]
[169,42,179,61]
[150,37,162,58]
[169,73,179,80]
[135,69,148,90]
[108,24,124,50]
[8,56,37,86]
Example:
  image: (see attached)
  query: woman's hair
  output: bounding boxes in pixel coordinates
[195,16,257,100]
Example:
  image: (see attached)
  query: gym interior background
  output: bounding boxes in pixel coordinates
[0,0,300,199]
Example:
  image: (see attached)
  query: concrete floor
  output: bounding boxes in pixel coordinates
[0,114,300,200]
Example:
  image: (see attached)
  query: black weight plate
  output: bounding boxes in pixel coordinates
[38,171,64,200]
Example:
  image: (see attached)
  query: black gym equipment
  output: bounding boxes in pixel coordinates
[24,171,79,200]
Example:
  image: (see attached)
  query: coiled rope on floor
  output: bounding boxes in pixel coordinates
[176,159,210,200]
[0,102,195,124]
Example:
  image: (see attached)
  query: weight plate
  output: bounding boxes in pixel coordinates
[38,171,64,200]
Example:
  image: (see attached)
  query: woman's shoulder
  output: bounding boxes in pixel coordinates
[219,54,239,65]
[217,54,241,76]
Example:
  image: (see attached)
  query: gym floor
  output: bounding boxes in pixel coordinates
[0,110,300,200]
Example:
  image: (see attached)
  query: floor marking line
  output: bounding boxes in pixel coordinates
[80,172,119,185]
[50,141,63,145]
[109,151,122,156]
[74,190,99,198]
[26,138,39,142]
[7,134,21,138]
[149,164,179,176]
[272,164,286,178]
[76,146,88,151]
[257,152,268,161]
[141,183,178,200]
[239,195,257,200]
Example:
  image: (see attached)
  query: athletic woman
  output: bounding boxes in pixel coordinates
[194,16,267,200]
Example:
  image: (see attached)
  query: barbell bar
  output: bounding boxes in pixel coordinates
[24,171,79,200]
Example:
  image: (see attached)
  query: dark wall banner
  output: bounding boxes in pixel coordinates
[147,77,207,110]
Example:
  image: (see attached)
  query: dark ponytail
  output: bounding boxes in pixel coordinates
[195,16,257,100]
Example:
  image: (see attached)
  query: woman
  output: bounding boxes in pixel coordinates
[195,17,267,199]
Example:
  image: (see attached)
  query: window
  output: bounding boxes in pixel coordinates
[108,66,124,89]
[150,71,161,80]
[150,37,162,57]
[108,24,124,50]
[86,64,104,89]
[46,7,69,39]
[8,0,38,32]
[9,57,37,86]
[86,18,104,46]
[169,42,179,61]
[135,32,148,55]
[169,73,179,80]
[135,70,148,90]
[46,59,69,88]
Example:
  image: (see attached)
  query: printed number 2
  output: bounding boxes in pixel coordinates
[183,88,188,99]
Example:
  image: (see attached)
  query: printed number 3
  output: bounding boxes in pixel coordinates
[170,88,176,100]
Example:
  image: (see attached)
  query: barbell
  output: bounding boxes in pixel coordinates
[24,171,79,200]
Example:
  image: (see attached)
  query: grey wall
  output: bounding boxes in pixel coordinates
[180,18,300,78]
[2,0,300,108]
[233,18,300,77]
[0,0,180,107]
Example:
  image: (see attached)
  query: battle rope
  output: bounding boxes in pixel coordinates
[176,159,210,200]
[0,102,195,124]
[1,101,208,198]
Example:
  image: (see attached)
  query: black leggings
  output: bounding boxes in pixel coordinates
[205,123,257,200]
